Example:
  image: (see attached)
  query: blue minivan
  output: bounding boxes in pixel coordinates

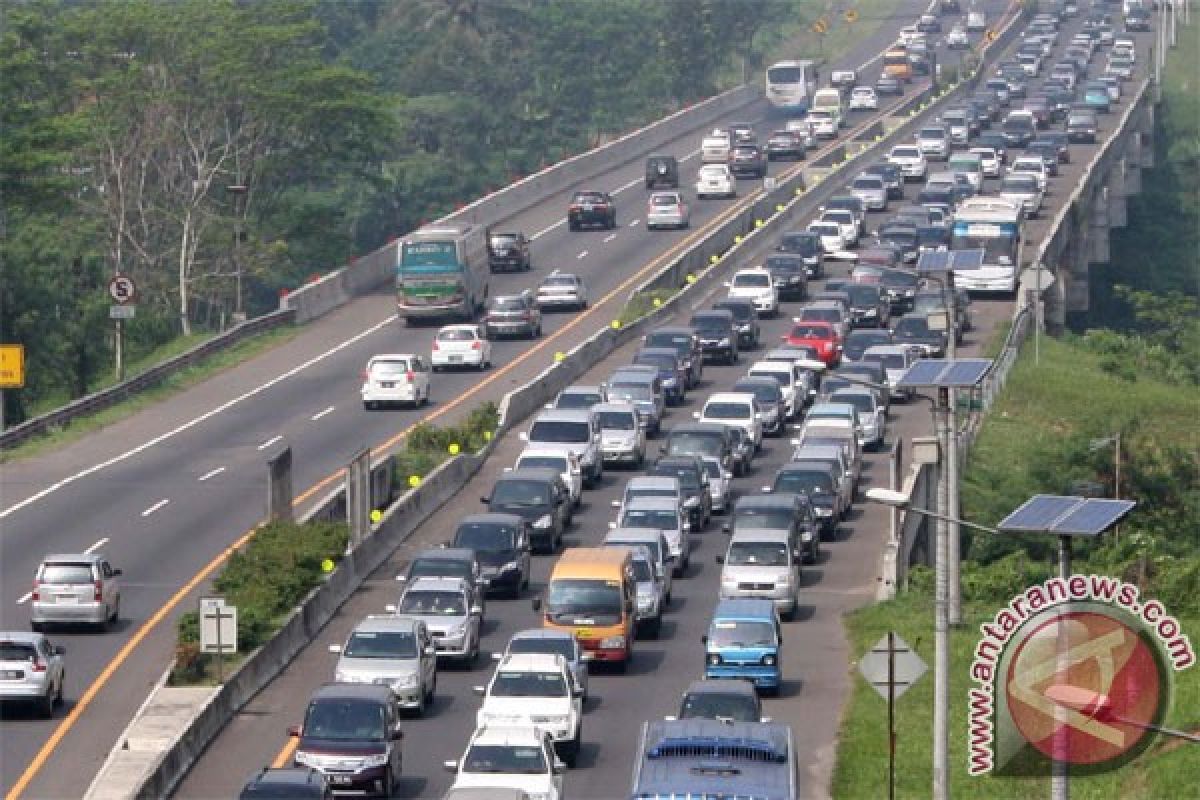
[702,598,782,693]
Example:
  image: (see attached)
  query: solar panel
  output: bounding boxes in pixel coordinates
[916,248,986,273]
[998,495,1136,537]
[896,359,992,389]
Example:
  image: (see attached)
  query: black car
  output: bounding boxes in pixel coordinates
[486,231,532,272]
[567,190,616,231]
[1002,113,1036,147]
[677,679,764,723]
[689,310,739,364]
[1039,130,1071,163]
[976,131,1009,164]
[451,513,531,598]
[648,455,712,527]
[766,130,806,161]
[877,267,920,311]
[876,223,919,263]
[1067,110,1098,143]
[917,225,952,253]
[645,155,679,189]
[844,284,891,329]
[769,462,843,537]
[1026,141,1061,176]
[482,469,570,553]
[643,326,704,388]
[763,254,810,300]
[728,144,768,178]
[398,548,486,608]
[938,0,961,13]
[1125,10,1150,32]
[240,768,332,800]
[662,423,736,476]
[712,298,761,349]
[290,684,404,797]
[842,328,894,362]
[875,75,903,96]
[893,316,948,357]
[776,231,825,278]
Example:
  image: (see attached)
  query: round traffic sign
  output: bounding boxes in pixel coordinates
[844,9,859,23]
[812,18,828,34]
[109,274,137,305]
[985,29,998,43]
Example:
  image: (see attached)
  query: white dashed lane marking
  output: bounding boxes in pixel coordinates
[141,499,169,517]
[198,467,226,482]
[311,406,336,421]
[257,435,283,451]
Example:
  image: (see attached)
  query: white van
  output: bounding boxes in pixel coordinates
[947,151,984,192]
[811,88,846,128]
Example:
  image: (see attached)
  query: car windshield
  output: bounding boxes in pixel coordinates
[454,523,516,552]
[39,563,93,584]
[733,273,770,288]
[680,691,761,722]
[518,455,568,473]
[892,147,920,158]
[621,509,680,529]
[895,318,933,335]
[831,393,875,414]
[529,420,589,443]
[635,353,675,371]
[596,411,636,430]
[490,480,551,507]
[343,631,418,660]
[541,275,577,288]
[650,464,700,489]
[631,558,655,582]
[714,303,753,321]
[727,541,789,566]
[463,744,548,775]
[734,508,793,530]
[546,579,623,624]
[1003,176,1038,192]
[699,166,728,179]
[708,620,777,648]
[303,700,386,742]
[846,286,880,305]
[852,177,883,190]
[667,433,722,457]
[704,402,751,420]
[399,590,466,615]
[408,558,470,580]
[489,235,519,247]
[491,670,567,698]
[802,308,840,323]
[651,194,681,207]
[775,470,834,496]
[765,256,804,273]
[509,637,575,661]
[735,383,781,404]
[437,328,477,342]
[778,234,821,255]
[690,316,728,334]
[573,192,606,204]
[555,391,602,409]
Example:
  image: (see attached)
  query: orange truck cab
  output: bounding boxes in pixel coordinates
[534,547,636,671]
[884,47,912,82]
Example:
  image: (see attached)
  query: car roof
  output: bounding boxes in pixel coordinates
[591,402,638,416]
[605,529,668,545]
[729,528,792,546]
[352,615,423,635]
[311,682,394,702]
[624,496,682,511]
[469,725,547,747]
[780,460,839,476]
[494,467,562,484]
[736,492,801,510]
[412,547,477,562]
[495,652,566,674]
[0,631,46,646]
[40,553,104,565]
[242,767,327,793]
[713,597,778,619]
[705,392,756,404]
[627,475,681,489]
[517,447,575,462]
[683,678,760,700]
[405,576,472,592]
[534,408,593,423]
[509,627,577,645]
[457,513,524,527]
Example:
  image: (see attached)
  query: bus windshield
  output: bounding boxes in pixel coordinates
[951,229,1018,265]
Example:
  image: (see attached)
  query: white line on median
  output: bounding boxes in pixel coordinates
[84,537,110,554]
[310,406,335,421]
[603,234,618,243]
[198,467,226,482]
[141,499,169,517]
[576,251,589,259]
[257,435,283,451]
[0,316,395,522]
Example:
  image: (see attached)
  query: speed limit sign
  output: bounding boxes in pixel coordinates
[109,274,137,305]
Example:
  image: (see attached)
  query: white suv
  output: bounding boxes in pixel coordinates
[445,725,564,799]
[724,268,779,317]
[522,409,603,488]
[0,632,65,717]
[474,653,583,766]
[361,353,431,409]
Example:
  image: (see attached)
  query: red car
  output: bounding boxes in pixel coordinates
[783,320,841,366]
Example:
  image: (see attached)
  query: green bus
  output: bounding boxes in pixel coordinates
[396,224,489,325]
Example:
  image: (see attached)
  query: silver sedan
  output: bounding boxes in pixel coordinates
[646,191,690,230]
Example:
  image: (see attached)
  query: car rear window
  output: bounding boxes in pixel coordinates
[437,328,476,341]
[0,643,37,661]
[39,563,94,584]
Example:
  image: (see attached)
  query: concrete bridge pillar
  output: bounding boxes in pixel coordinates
[1046,264,1067,335]
[1089,187,1111,264]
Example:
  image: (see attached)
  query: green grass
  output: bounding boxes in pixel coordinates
[2,326,300,463]
[616,288,679,328]
[833,590,1200,799]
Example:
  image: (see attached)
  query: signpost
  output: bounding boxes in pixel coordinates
[108,274,137,381]
[0,344,24,431]
[859,632,928,800]
[200,596,238,682]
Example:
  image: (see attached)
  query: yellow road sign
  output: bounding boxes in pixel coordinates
[812,18,828,34]
[986,29,998,43]
[0,344,24,388]
[844,9,859,23]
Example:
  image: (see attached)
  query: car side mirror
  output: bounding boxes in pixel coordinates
[544,403,554,410]
[328,644,343,654]
[391,726,404,741]
[480,496,490,504]
[385,604,397,613]
[721,522,731,533]
[518,432,529,442]
[288,725,301,737]
[424,645,437,657]
[470,604,483,616]
[692,411,702,420]
[715,554,725,564]
[701,635,708,645]
[473,685,486,696]
[553,759,567,775]
[532,597,543,612]
[53,645,65,656]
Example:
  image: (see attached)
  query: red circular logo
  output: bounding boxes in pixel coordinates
[1005,609,1165,767]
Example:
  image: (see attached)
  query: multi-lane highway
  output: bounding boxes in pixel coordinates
[2,0,1156,796]
[167,5,1159,798]
[0,3,943,795]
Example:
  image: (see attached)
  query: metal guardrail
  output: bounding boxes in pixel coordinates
[0,309,296,451]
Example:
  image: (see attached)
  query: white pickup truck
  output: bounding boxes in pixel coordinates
[474,653,583,766]
[701,128,732,164]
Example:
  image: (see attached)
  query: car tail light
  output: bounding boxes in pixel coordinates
[677,205,685,215]
[31,659,46,673]
[471,341,482,350]
[94,580,103,602]
[431,340,439,351]
[31,580,40,602]
[405,371,415,383]
[362,369,369,380]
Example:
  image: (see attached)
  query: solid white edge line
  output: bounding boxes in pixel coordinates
[141,499,169,517]
[256,435,283,451]
[310,406,336,421]
[198,467,226,482]
[531,219,562,240]
[0,316,395,522]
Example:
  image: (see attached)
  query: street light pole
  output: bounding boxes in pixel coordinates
[226,184,248,323]
[933,386,951,800]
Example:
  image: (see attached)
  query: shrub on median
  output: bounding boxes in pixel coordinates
[616,288,678,327]
[393,401,498,491]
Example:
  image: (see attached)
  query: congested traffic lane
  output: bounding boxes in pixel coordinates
[0,3,943,796]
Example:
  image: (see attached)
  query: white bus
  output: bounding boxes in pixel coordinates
[950,198,1024,293]
[765,60,819,115]
[396,224,489,325]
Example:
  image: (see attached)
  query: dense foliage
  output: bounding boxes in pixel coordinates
[1,0,792,423]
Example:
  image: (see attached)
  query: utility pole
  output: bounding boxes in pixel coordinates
[933,387,951,800]
[226,184,249,324]
[945,278,962,626]
[1051,533,1073,800]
